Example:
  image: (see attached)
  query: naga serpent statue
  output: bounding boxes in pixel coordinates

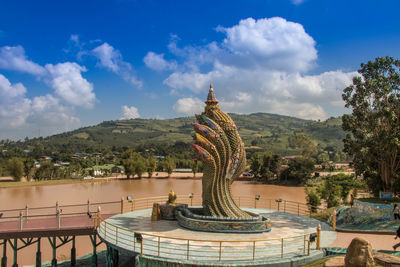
[192,84,250,218]
[173,84,270,232]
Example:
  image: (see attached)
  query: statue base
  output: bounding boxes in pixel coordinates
[160,203,188,220]
[175,207,271,233]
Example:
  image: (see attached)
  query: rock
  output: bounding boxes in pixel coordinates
[344,237,375,267]
[373,252,400,266]
[324,256,345,267]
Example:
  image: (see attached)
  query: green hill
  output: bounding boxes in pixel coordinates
[8,113,345,157]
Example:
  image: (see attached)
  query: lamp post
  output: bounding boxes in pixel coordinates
[254,195,260,208]
[275,198,282,211]
[189,193,194,206]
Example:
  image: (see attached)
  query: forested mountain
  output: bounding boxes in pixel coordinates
[0,113,345,158]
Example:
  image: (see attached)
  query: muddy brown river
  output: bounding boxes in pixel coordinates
[0,178,306,266]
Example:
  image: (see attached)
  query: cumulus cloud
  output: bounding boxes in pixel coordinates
[92,42,143,87]
[0,74,80,140]
[120,105,140,120]
[45,62,96,108]
[158,17,356,120]
[173,97,204,115]
[143,52,177,71]
[0,46,46,76]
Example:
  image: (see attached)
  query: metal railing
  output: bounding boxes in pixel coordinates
[97,194,320,262]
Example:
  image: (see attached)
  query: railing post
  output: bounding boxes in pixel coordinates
[97,206,101,229]
[57,209,61,229]
[187,240,190,260]
[307,240,310,255]
[19,211,23,230]
[281,238,283,258]
[55,201,59,214]
[252,241,256,260]
[332,209,337,231]
[316,224,321,249]
[120,197,124,214]
[116,227,119,245]
[87,200,90,215]
[219,241,222,261]
[140,239,143,256]
[297,203,300,215]
[303,235,306,254]
[158,236,160,256]
[25,204,28,219]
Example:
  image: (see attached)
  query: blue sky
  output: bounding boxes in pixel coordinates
[1,0,400,140]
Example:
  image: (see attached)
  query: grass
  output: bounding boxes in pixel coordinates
[0,179,92,188]
[311,207,336,222]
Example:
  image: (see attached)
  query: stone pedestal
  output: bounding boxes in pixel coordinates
[160,203,187,220]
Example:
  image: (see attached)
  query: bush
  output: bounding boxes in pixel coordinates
[306,187,321,213]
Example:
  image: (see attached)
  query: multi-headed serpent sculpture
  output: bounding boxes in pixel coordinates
[192,84,250,218]
[174,84,270,232]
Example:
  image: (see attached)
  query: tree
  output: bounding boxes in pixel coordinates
[292,134,317,158]
[7,157,24,181]
[163,156,176,177]
[146,157,157,178]
[250,154,262,178]
[23,158,35,181]
[342,57,400,192]
[280,157,314,184]
[34,161,56,180]
[134,155,146,178]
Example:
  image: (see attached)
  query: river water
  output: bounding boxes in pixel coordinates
[0,179,306,266]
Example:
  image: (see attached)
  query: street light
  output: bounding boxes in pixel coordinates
[275,198,282,211]
[189,193,194,206]
[255,194,260,208]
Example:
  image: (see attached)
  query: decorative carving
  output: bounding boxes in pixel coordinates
[192,84,250,218]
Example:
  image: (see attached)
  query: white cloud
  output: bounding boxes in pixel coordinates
[120,105,140,120]
[173,97,204,115]
[0,74,80,140]
[92,42,142,87]
[45,62,96,108]
[158,17,356,120]
[143,52,177,71]
[0,46,46,76]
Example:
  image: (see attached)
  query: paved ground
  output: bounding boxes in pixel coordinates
[99,208,335,262]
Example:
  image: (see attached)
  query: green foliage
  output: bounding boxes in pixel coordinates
[305,187,321,212]
[146,157,157,178]
[250,151,281,182]
[280,157,315,184]
[163,156,176,177]
[7,157,24,181]
[317,174,360,208]
[291,133,317,158]
[34,161,57,180]
[342,56,400,191]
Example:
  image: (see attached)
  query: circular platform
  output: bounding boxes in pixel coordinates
[97,208,336,265]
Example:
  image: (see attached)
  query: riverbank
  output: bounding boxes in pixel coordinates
[0,172,202,188]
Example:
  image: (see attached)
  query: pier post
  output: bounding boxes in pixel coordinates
[91,234,98,267]
[1,239,7,267]
[50,236,57,267]
[12,238,17,267]
[71,236,76,266]
[106,246,119,267]
[35,238,41,267]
